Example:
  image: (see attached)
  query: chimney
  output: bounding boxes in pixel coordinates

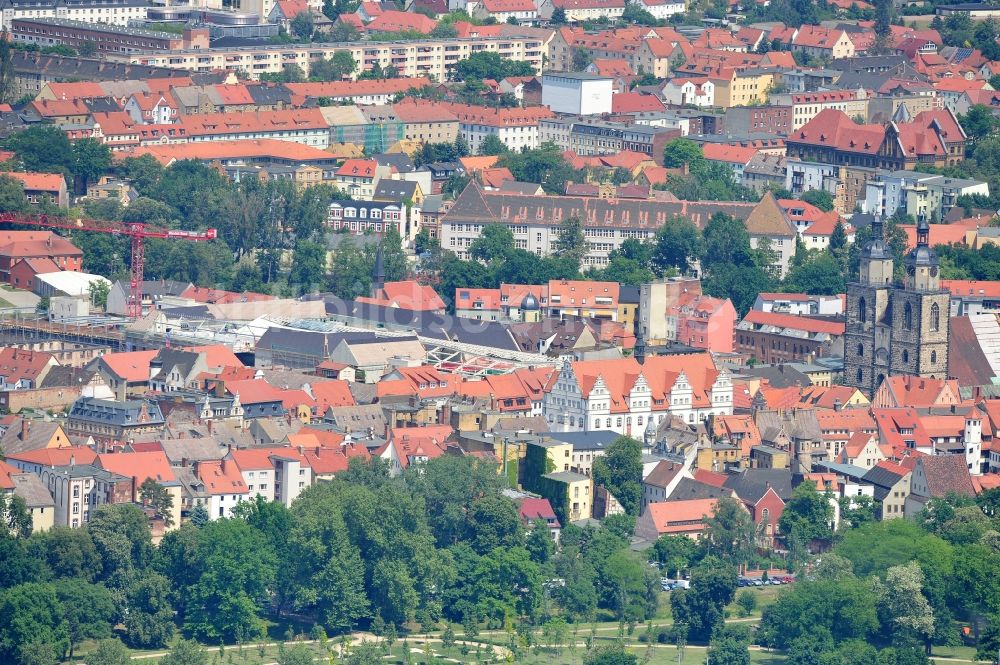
[20,418,29,440]
[181,457,188,468]
[207,419,213,434]
[833,398,842,412]
[69,454,75,466]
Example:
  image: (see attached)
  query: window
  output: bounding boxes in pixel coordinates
[903,302,913,330]
[902,350,909,363]
[857,343,864,357]
[931,350,937,364]
[930,302,940,331]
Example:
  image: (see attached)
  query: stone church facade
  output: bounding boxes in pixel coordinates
[844,218,949,395]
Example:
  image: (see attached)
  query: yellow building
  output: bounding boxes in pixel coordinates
[696,441,741,472]
[714,69,775,108]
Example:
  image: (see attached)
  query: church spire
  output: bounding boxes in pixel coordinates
[371,241,385,298]
[633,312,646,365]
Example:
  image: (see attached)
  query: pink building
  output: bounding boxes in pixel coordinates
[670,293,737,353]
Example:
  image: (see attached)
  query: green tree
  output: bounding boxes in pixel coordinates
[651,216,703,275]
[88,279,110,309]
[469,496,525,554]
[499,142,579,193]
[702,212,754,269]
[478,134,509,156]
[453,51,534,81]
[553,215,587,268]
[119,154,164,193]
[0,174,26,213]
[122,572,175,649]
[277,643,315,665]
[71,138,113,192]
[702,496,755,565]
[87,504,154,581]
[801,189,835,211]
[159,639,208,665]
[649,534,698,578]
[26,527,100,581]
[138,477,174,527]
[551,6,567,22]
[345,641,386,665]
[310,50,357,80]
[670,556,737,642]
[526,519,555,564]
[759,577,879,648]
[708,625,751,665]
[663,138,704,169]
[779,480,834,546]
[582,644,638,665]
[289,239,328,292]
[55,580,115,659]
[598,550,657,622]
[5,125,73,175]
[183,519,276,641]
[591,436,642,516]
[736,590,757,617]
[0,493,31,539]
[290,10,315,39]
[0,583,69,664]
[0,536,44,589]
[470,224,515,263]
[873,561,934,649]
[86,639,132,665]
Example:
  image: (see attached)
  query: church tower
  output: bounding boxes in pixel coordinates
[889,218,949,380]
[844,216,895,394]
[844,217,950,395]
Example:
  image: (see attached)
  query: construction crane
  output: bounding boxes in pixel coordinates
[0,213,217,319]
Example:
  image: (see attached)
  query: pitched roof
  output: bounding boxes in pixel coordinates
[195,459,248,495]
[5,444,95,466]
[0,171,64,192]
[611,92,666,113]
[744,192,797,238]
[791,109,885,154]
[99,349,158,382]
[97,450,176,485]
[644,459,686,488]
[742,310,845,335]
[641,498,718,534]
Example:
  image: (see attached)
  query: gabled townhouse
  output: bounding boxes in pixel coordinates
[0,230,82,285]
[91,349,159,401]
[193,459,249,519]
[228,447,312,507]
[65,397,165,447]
[790,25,856,60]
[517,497,561,542]
[661,77,715,107]
[815,408,877,460]
[634,498,720,541]
[0,460,54,533]
[641,459,689,509]
[123,92,177,125]
[379,424,451,475]
[95,450,182,530]
[872,375,963,409]
[332,159,389,200]
[836,432,885,470]
[902,453,975,517]
[723,468,791,548]
[1,171,69,208]
[0,348,58,391]
[862,459,912,519]
[472,0,537,23]
[543,353,733,435]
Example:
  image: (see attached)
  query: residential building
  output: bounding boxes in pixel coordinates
[0,230,82,284]
[634,498,720,541]
[862,460,911,519]
[862,170,988,222]
[38,462,131,528]
[11,18,208,55]
[753,292,844,316]
[440,103,554,154]
[193,459,250,519]
[770,90,870,131]
[665,293,737,353]
[65,396,165,446]
[228,447,312,507]
[0,0,149,31]
[127,34,550,81]
[327,200,408,236]
[441,182,754,265]
[736,310,845,364]
[542,353,733,434]
[1,171,69,208]
[541,0,624,21]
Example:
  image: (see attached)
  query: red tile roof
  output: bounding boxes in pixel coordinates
[0,348,55,384]
[0,171,65,192]
[100,350,158,383]
[611,92,666,113]
[702,143,758,165]
[97,450,176,486]
[742,310,845,335]
[792,109,885,154]
[6,445,95,466]
[196,459,248,495]
[365,10,437,33]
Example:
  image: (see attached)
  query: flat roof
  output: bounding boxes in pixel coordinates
[129,35,542,56]
[12,16,180,39]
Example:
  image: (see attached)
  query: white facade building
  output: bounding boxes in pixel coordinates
[542,356,733,435]
[542,72,614,116]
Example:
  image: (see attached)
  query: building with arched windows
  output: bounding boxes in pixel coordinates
[843,217,950,395]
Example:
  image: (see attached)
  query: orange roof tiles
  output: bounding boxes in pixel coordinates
[611,92,666,113]
[97,450,176,486]
[6,445,95,466]
[100,350,158,383]
[366,10,437,33]
[196,459,248,495]
[742,310,845,335]
[642,498,719,534]
[311,380,357,411]
[792,109,885,155]
[702,143,758,165]
[1,171,65,192]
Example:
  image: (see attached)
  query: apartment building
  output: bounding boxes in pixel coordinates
[770,89,870,131]
[12,18,208,55]
[542,353,733,434]
[127,35,549,80]
[440,102,554,153]
[0,0,149,31]
[441,183,755,265]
